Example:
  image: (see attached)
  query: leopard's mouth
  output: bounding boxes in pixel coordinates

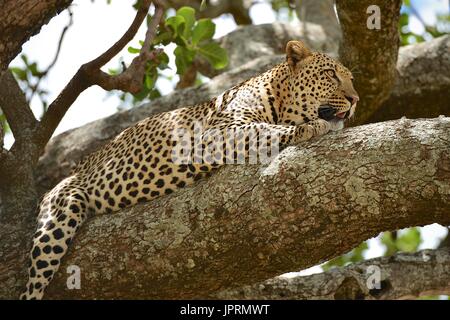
[318,105,351,121]
[318,105,352,131]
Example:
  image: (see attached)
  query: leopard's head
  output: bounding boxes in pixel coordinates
[285,40,359,129]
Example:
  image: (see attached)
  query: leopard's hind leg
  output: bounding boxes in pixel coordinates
[20,177,89,300]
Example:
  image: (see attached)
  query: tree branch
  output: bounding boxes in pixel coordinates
[336,0,402,125]
[369,35,450,123]
[295,0,341,53]
[0,70,37,142]
[28,8,74,106]
[34,0,165,151]
[216,249,450,300]
[2,117,445,299]
[165,0,252,25]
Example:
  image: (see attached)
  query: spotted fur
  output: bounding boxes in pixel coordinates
[21,40,358,299]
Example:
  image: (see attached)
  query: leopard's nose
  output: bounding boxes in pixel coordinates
[345,95,359,105]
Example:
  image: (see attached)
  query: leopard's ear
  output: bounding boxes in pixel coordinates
[286,40,312,71]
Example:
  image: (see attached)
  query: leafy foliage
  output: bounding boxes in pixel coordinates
[381,228,422,256]
[9,55,49,115]
[322,242,369,271]
[400,0,449,45]
[163,7,228,74]
[322,227,423,272]
[113,6,228,106]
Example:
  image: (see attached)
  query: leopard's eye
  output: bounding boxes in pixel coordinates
[324,69,340,84]
[325,69,336,78]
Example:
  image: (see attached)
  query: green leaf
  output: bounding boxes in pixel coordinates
[176,6,196,39]
[29,62,40,77]
[128,46,140,54]
[10,67,27,81]
[397,228,421,252]
[21,54,29,66]
[158,52,169,64]
[198,42,228,70]
[200,0,207,11]
[381,231,398,256]
[381,228,422,256]
[156,52,170,70]
[192,19,215,45]
[133,0,144,10]
[321,242,368,271]
[174,45,196,75]
[166,15,186,37]
[108,68,120,75]
[145,73,155,89]
[149,88,161,100]
[154,30,172,45]
[133,86,150,101]
[0,114,10,134]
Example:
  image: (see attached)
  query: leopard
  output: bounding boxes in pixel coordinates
[20,40,359,299]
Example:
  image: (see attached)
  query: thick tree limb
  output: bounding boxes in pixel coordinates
[336,0,402,125]
[216,249,450,300]
[2,117,439,299]
[0,71,40,224]
[370,35,450,123]
[0,0,73,74]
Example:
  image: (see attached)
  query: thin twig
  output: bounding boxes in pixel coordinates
[35,0,165,151]
[90,4,165,93]
[87,0,153,69]
[28,8,74,106]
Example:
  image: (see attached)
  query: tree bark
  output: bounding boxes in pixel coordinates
[336,0,402,125]
[369,35,450,122]
[216,249,450,300]
[1,117,448,299]
[296,0,341,53]
[0,0,73,73]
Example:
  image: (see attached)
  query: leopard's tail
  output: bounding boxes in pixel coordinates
[20,177,89,300]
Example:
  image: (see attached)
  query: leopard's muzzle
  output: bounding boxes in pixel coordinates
[318,104,354,131]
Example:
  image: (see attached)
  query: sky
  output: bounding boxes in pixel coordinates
[3,0,449,276]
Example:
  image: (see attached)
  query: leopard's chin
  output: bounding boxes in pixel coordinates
[328,118,345,131]
[318,105,348,131]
